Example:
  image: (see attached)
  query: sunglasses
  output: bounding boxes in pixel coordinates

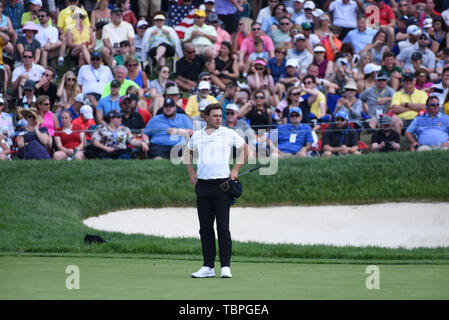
[280,22,290,26]
[26,114,34,119]
[400,3,408,7]
[304,81,313,85]
[194,16,204,19]
[336,117,346,121]
[44,73,52,77]
[187,50,196,54]
[66,78,75,81]
[127,63,138,67]
[38,15,46,18]
[91,57,101,60]
[226,111,235,115]
[255,67,264,70]
[291,29,299,33]
[255,95,265,99]
[291,92,301,96]
[252,28,261,31]
[41,103,51,106]
[428,103,439,107]
[290,114,300,118]
[276,51,286,54]
[23,55,33,59]
[202,77,211,81]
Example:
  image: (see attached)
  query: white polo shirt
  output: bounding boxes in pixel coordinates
[77,64,114,95]
[187,126,244,180]
[329,0,359,29]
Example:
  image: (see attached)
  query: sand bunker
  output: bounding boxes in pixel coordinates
[83,203,449,249]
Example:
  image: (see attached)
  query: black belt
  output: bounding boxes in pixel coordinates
[198,178,229,185]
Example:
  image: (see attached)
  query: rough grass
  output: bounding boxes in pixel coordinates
[1,150,449,263]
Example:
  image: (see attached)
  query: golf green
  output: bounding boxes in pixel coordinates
[1,256,448,299]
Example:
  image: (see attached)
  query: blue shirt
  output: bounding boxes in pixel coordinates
[144,113,193,146]
[58,105,80,126]
[267,57,286,83]
[4,2,24,30]
[343,28,378,54]
[272,123,314,154]
[96,95,120,116]
[406,112,449,146]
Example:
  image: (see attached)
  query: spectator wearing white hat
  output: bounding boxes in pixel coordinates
[334,80,364,132]
[286,33,313,75]
[191,99,211,129]
[359,62,382,93]
[312,44,334,79]
[134,20,149,62]
[397,32,436,76]
[291,0,305,22]
[277,58,301,95]
[294,1,314,26]
[185,81,218,118]
[396,25,422,54]
[72,105,97,142]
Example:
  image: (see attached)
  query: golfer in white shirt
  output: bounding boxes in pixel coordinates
[185,103,248,278]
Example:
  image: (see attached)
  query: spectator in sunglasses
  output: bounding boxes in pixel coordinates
[322,110,361,157]
[11,49,45,99]
[261,3,288,36]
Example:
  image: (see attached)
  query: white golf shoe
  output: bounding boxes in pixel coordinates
[191,266,215,278]
[220,266,232,278]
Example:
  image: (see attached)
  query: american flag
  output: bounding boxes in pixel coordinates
[167,3,197,40]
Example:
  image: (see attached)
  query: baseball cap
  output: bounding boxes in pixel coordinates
[136,20,149,28]
[403,72,415,80]
[407,25,422,36]
[335,110,348,121]
[163,97,176,107]
[198,99,212,111]
[411,51,423,60]
[423,18,433,29]
[111,6,123,14]
[106,110,123,118]
[207,13,219,23]
[204,0,215,3]
[294,33,306,42]
[336,57,348,66]
[194,9,206,18]
[289,107,302,116]
[376,72,388,81]
[399,15,408,22]
[312,9,324,18]
[286,58,298,68]
[363,63,381,75]
[407,16,418,26]
[120,40,131,47]
[294,0,305,3]
[304,1,315,10]
[166,85,180,95]
[91,51,101,59]
[23,80,35,91]
[75,93,84,103]
[302,22,313,30]
[80,105,94,120]
[30,0,42,6]
[198,71,210,81]
[226,104,239,112]
[419,32,430,39]
[111,80,121,88]
[380,115,392,125]
[313,45,325,53]
[198,81,211,90]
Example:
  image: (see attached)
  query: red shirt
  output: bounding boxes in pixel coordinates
[55,124,82,149]
[138,107,152,125]
[72,117,96,140]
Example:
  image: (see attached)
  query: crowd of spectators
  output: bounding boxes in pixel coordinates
[1,0,449,161]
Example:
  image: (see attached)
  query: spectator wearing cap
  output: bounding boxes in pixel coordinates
[292,0,305,22]
[301,22,320,51]
[16,21,42,64]
[142,11,180,68]
[397,32,436,76]
[394,25,422,55]
[35,8,61,68]
[16,107,51,159]
[183,9,217,62]
[101,65,141,98]
[322,110,361,157]
[277,58,301,94]
[134,19,149,62]
[343,16,380,55]
[185,81,218,118]
[119,94,149,151]
[53,110,85,160]
[102,6,135,59]
[72,105,96,141]
[370,115,401,152]
[247,59,276,106]
[175,42,207,92]
[56,0,91,67]
[67,10,96,68]
[267,45,287,83]
[359,62,382,93]
[35,66,57,107]
[294,1,314,26]
[325,56,354,95]
[97,79,121,125]
[239,22,275,74]
[16,80,37,122]
[269,106,313,158]
[11,49,45,99]
[405,95,449,151]
[286,33,313,75]
[21,0,53,27]
[191,99,210,129]
[360,72,395,130]
[124,86,153,125]
[162,85,186,114]
[324,0,363,40]
[312,44,333,79]
[144,97,193,159]
[87,110,147,159]
[390,72,428,134]
[270,15,293,47]
[191,72,221,98]
[77,51,114,109]
[210,41,239,91]
[334,80,364,133]
[222,103,257,158]
[114,40,141,68]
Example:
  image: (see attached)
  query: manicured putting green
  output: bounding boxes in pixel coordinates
[1,256,448,299]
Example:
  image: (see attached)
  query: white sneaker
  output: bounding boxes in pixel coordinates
[220,266,232,278]
[191,266,215,278]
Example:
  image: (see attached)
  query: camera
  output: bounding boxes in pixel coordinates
[385,140,393,148]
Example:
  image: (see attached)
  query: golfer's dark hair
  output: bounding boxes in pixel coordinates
[204,103,222,116]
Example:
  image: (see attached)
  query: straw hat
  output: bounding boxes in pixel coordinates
[20,107,43,124]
